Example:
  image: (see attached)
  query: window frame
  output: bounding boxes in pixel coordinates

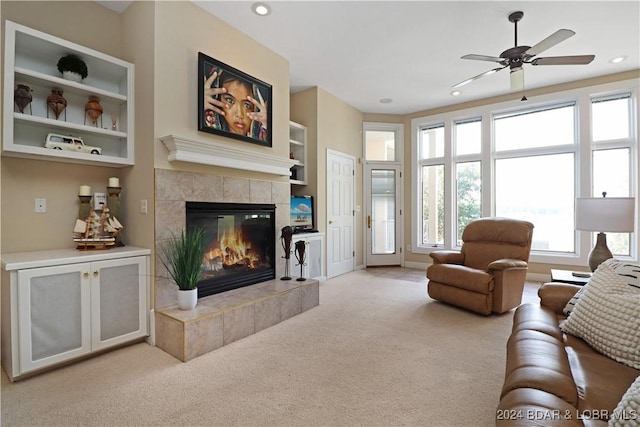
[410,79,638,267]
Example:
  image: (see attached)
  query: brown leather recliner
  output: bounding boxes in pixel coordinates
[426,217,534,315]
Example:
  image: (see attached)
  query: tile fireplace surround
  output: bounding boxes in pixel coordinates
[153,169,319,361]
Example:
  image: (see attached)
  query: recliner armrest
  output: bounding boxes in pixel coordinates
[487,258,528,271]
[430,250,464,265]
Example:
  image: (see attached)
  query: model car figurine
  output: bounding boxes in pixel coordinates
[44,133,101,155]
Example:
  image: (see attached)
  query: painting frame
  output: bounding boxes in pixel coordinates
[198,52,272,147]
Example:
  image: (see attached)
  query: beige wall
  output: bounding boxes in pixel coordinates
[317,88,364,267]
[152,1,290,178]
[1,1,128,253]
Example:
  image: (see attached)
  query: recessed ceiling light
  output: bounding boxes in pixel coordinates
[379,98,393,104]
[610,56,626,64]
[252,2,271,16]
[450,90,462,97]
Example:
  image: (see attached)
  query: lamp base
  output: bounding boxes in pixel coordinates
[588,232,613,272]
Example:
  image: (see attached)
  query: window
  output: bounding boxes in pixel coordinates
[417,124,445,246]
[411,81,637,266]
[495,153,575,252]
[494,104,577,253]
[364,123,402,161]
[454,119,482,245]
[591,94,633,256]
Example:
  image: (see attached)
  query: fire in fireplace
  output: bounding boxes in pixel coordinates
[186,202,276,298]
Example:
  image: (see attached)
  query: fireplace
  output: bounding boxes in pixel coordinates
[186,202,276,298]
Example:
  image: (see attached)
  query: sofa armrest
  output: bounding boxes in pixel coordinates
[488,259,528,271]
[430,250,464,265]
[537,283,582,315]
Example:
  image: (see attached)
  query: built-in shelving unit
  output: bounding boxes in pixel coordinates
[289,121,307,185]
[3,21,135,167]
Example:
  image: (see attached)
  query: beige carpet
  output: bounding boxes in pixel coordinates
[1,268,541,427]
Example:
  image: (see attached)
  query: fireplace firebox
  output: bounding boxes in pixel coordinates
[186,202,276,298]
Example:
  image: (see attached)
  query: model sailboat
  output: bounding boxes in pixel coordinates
[73,206,123,250]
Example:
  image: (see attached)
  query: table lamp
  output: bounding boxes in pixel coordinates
[575,193,635,271]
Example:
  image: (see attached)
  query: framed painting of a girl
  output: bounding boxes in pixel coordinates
[198,52,272,147]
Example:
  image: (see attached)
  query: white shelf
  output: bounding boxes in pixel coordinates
[3,21,134,167]
[289,121,308,185]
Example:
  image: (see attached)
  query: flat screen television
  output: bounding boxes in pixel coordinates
[290,195,315,233]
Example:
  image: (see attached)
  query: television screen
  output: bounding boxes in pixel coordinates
[290,195,314,232]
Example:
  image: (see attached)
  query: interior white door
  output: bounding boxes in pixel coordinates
[326,149,355,278]
[365,163,402,266]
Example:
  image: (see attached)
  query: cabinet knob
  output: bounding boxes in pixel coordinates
[93,270,99,276]
[83,272,89,278]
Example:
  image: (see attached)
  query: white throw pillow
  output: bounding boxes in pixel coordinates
[562,286,585,316]
[563,260,640,316]
[609,375,640,427]
[561,259,640,369]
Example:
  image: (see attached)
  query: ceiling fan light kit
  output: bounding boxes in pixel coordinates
[453,11,595,92]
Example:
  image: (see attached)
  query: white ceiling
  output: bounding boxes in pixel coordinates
[98,1,639,115]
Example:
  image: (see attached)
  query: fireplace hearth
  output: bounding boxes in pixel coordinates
[186,202,276,298]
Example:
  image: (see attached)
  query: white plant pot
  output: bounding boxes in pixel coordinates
[177,288,198,310]
[62,71,82,83]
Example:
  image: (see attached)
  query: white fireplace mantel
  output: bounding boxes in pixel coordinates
[160,135,295,176]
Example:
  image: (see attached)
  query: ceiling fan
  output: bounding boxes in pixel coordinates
[453,11,595,91]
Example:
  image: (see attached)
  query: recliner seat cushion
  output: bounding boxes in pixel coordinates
[427,264,494,293]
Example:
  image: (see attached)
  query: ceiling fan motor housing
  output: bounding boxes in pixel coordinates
[500,46,531,69]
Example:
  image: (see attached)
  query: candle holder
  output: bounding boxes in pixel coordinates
[294,240,307,282]
[280,226,293,280]
[107,186,123,246]
[78,195,92,220]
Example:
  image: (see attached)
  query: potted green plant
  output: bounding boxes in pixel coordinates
[57,54,88,82]
[158,227,207,310]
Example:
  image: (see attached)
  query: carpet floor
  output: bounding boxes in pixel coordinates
[1,267,542,427]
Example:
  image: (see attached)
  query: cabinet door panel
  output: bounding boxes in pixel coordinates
[92,257,147,350]
[17,264,91,373]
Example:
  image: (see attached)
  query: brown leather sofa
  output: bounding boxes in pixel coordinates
[426,217,534,315]
[497,282,640,426]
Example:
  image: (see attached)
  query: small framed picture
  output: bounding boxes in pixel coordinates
[198,52,272,147]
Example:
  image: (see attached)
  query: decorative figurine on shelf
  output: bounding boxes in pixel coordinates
[85,95,103,127]
[280,226,293,280]
[47,88,67,120]
[110,114,118,131]
[294,240,307,281]
[57,54,88,83]
[107,177,124,246]
[14,84,33,114]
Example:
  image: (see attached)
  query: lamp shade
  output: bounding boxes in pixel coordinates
[575,197,635,232]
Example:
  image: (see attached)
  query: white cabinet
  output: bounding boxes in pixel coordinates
[290,232,325,281]
[289,121,307,185]
[3,21,135,167]
[1,247,150,381]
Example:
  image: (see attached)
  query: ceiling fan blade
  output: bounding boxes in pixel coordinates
[510,68,524,91]
[452,66,507,88]
[461,54,506,64]
[531,55,595,65]
[525,29,575,57]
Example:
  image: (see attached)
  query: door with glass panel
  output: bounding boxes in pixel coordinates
[364,124,403,266]
[365,164,402,265]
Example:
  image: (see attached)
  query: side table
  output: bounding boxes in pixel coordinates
[550,269,591,286]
